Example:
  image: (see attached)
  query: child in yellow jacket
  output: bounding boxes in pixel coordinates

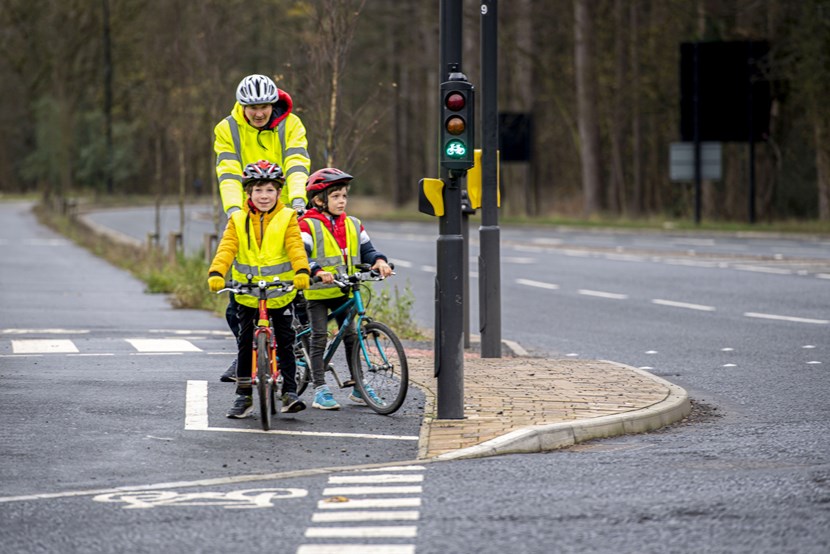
[208,160,311,418]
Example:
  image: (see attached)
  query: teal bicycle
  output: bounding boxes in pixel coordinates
[293,264,408,415]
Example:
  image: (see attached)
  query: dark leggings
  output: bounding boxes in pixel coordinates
[235,303,297,397]
[307,296,357,388]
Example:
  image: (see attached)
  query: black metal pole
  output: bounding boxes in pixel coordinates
[102,0,114,195]
[748,41,756,224]
[693,41,701,225]
[480,0,501,358]
[436,0,464,419]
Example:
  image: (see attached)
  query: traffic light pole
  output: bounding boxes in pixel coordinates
[479,0,502,358]
[436,0,464,419]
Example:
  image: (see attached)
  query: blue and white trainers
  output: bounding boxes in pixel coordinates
[349,384,384,406]
[312,385,341,410]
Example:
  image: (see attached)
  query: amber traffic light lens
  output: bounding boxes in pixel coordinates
[446,115,466,135]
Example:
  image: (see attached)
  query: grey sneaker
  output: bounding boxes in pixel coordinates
[226,394,252,418]
[220,359,238,383]
[281,392,306,413]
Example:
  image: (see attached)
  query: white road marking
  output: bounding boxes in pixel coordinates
[305,526,417,538]
[723,364,737,367]
[817,273,830,280]
[516,278,559,290]
[721,347,734,351]
[317,498,421,509]
[645,350,658,354]
[421,265,436,273]
[185,381,209,430]
[651,299,716,311]
[807,361,822,365]
[743,312,829,325]
[183,380,417,441]
[322,486,422,496]
[803,345,816,349]
[733,265,793,275]
[297,546,414,554]
[2,328,90,334]
[328,474,423,484]
[12,339,78,354]
[361,465,426,471]
[127,339,202,352]
[578,289,628,300]
[390,259,413,268]
[311,511,420,522]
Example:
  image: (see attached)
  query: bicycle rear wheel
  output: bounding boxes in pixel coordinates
[351,321,408,415]
[256,333,273,431]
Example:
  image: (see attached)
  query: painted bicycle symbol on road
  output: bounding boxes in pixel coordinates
[93,487,307,509]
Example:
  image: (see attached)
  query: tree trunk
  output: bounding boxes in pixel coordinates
[574,0,603,216]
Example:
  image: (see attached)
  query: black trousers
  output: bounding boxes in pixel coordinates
[235,302,297,397]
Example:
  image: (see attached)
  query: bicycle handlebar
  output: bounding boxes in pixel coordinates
[331,262,396,288]
[217,277,295,296]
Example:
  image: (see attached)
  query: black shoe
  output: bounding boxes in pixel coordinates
[226,395,253,419]
[281,392,306,413]
[220,359,238,383]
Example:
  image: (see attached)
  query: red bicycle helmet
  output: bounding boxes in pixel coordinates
[305,167,354,196]
[243,160,285,185]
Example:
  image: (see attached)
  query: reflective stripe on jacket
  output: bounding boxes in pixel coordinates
[214,102,310,215]
[304,216,361,301]
[230,208,298,309]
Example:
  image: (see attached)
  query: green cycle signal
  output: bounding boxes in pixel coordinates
[445,139,467,159]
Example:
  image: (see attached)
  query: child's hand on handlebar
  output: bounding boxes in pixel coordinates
[372,260,393,278]
[208,275,225,292]
[293,273,310,290]
[317,270,335,284]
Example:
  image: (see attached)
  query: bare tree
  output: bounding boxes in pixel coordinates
[574,0,603,216]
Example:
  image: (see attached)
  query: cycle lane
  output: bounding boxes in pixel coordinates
[0,202,424,500]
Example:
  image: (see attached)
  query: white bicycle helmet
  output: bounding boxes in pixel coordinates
[235,74,279,105]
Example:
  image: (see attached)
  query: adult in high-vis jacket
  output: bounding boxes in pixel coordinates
[213,74,311,383]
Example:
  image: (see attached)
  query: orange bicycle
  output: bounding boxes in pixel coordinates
[218,276,294,431]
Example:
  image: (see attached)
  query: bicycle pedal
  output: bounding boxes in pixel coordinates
[343,379,356,387]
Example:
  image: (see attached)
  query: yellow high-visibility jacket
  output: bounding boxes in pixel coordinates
[303,215,361,301]
[209,203,310,309]
[213,92,310,215]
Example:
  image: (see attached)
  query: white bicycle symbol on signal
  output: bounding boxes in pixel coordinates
[93,488,307,509]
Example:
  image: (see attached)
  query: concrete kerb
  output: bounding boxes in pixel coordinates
[427,359,692,462]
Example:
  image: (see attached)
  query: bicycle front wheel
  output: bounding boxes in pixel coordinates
[256,333,273,431]
[351,321,408,415]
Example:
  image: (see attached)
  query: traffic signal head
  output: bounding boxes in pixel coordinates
[440,79,474,171]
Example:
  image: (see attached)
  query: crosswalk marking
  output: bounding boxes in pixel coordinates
[329,474,423,484]
[299,466,425,553]
[322,486,423,496]
[311,511,420,522]
[297,546,415,554]
[12,339,79,354]
[126,339,203,352]
[305,526,418,538]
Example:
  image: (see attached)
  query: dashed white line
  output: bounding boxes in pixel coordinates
[651,299,716,311]
[744,312,829,325]
[733,265,793,275]
[516,278,559,290]
[578,289,628,300]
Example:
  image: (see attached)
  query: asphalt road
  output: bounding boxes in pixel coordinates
[3,202,829,553]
